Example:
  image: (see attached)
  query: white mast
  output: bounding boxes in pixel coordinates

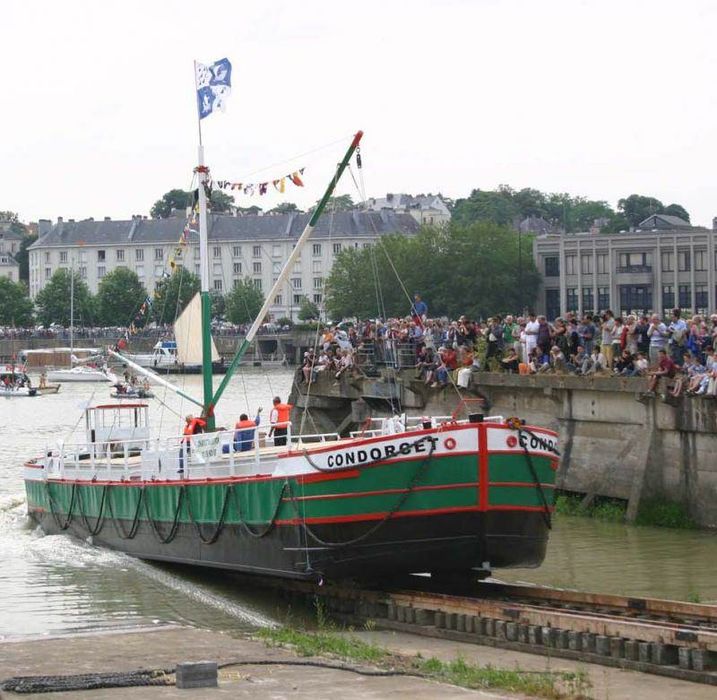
[69,261,74,368]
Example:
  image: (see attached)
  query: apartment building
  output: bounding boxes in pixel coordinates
[533,214,717,319]
[364,193,451,227]
[28,210,419,319]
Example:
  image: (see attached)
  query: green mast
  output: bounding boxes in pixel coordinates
[207,130,364,416]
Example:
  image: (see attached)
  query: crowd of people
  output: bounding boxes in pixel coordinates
[296,293,717,399]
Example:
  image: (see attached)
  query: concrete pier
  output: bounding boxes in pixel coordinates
[289,370,717,528]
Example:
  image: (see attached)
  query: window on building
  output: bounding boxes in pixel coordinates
[59,251,67,263]
[696,285,708,311]
[213,279,223,291]
[136,249,144,261]
[293,293,302,305]
[136,265,144,277]
[253,245,261,258]
[333,243,342,254]
[598,287,610,310]
[212,263,222,275]
[313,277,323,289]
[272,261,282,274]
[272,244,281,257]
[565,255,576,275]
[620,285,652,313]
[662,285,674,310]
[580,255,593,275]
[313,294,322,304]
[79,251,87,263]
[312,243,322,256]
[362,242,370,249]
[678,251,691,272]
[79,266,87,279]
[154,248,163,260]
[97,250,106,262]
[45,252,50,263]
[232,246,241,257]
[582,287,594,311]
[293,260,302,272]
[213,246,221,258]
[253,261,261,274]
[45,267,51,279]
[678,285,691,308]
[233,262,241,275]
[354,242,360,249]
[661,251,673,272]
[116,249,125,262]
[253,279,262,291]
[194,263,201,275]
[274,294,283,305]
[694,250,707,271]
[597,254,608,274]
[97,266,106,279]
[544,257,559,277]
[311,260,321,273]
[618,252,650,271]
[291,277,302,289]
[566,288,578,310]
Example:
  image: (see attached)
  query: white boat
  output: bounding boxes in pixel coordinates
[0,365,37,397]
[123,340,180,370]
[47,366,117,383]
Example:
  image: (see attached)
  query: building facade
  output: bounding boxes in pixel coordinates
[28,211,419,320]
[364,193,451,227]
[0,226,23,282]
[533,215,717,319]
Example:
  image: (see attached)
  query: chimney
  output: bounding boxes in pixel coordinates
[104,216,111,221]
[38,219,52,236]
[57,216,63,223]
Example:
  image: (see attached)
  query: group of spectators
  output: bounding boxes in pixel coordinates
[295,294,717,399]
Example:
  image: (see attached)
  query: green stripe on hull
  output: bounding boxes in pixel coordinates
[488,453,556,484]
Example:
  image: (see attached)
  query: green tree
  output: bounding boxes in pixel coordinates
[209,190,235,213]
[313,194,354,212]
[152,268,201,324]
[267,202,304,215]
[0,278,34,326]
[225,278,264,324]
[451,188,520,227]
[150,189,191,218]
[96,268,148,326]
[15,232,38,282]
[0,210,20,223]
[35,269,94,327]
[298,295,320,321]
[210,289,226,319]
[663,203,690,223]
[236,205,262,215]
[617,194,664,227]
[325,222,540,320]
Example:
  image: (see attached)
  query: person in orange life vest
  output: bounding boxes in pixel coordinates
[179,414,206,472]
[234,408,262,452]
[269,396,293,446]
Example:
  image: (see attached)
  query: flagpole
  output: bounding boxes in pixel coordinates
[193,60,203,148]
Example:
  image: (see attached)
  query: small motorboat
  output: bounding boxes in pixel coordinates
[110,382,154,399]
[0,366,38,397]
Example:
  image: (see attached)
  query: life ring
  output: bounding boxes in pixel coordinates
[443,437,457,450]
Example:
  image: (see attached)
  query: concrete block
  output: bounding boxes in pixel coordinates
[387,602,397,621]
[484,618,496,636]
[528,625,542,646]
[542,627,553,647]
[595,635,611,656]
[463,616,475,634]
[610,637,625,658]
[414,609,432,626]
[505,622,518,641]
[395,606,405,623]
[567,631,581,651]
[690,648,714,672]
[678,647,692,669]
[434,611,445,629]
[555,630,568,649]
[581,632,596,653]
[624,640,639,661]
[175,661,218,689]
[518,624,529,644]
[651,643,678,666]
[638,642,651,663]
[495,620,507,639]
[456,614,466,633]
[447,613,458,630]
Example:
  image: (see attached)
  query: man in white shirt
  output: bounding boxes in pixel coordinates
[524,312,539,364]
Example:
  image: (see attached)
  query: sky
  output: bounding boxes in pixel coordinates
[2,0,716,226]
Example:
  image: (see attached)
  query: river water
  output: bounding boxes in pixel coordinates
[1,369,715,640]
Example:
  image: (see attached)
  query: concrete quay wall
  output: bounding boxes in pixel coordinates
[289,371,717,528]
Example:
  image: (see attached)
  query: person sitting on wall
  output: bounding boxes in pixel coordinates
[500,348,520,373]
[645,349,676,396]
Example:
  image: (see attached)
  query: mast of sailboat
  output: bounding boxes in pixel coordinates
[205,130,364,418]
[69,260,74,368]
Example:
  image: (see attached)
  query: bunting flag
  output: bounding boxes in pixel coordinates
[114,296,154,350]
[213,168,305,196]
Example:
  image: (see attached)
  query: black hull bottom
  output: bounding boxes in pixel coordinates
[28,509,549,581]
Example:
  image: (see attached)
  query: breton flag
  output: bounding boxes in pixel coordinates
[196,57,232,120]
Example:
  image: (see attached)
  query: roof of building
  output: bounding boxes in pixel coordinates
[0,253,19,267]
[365,193,450,215]
[29,211,420,249]
[0,228,25,241]
[638,214,692,229]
